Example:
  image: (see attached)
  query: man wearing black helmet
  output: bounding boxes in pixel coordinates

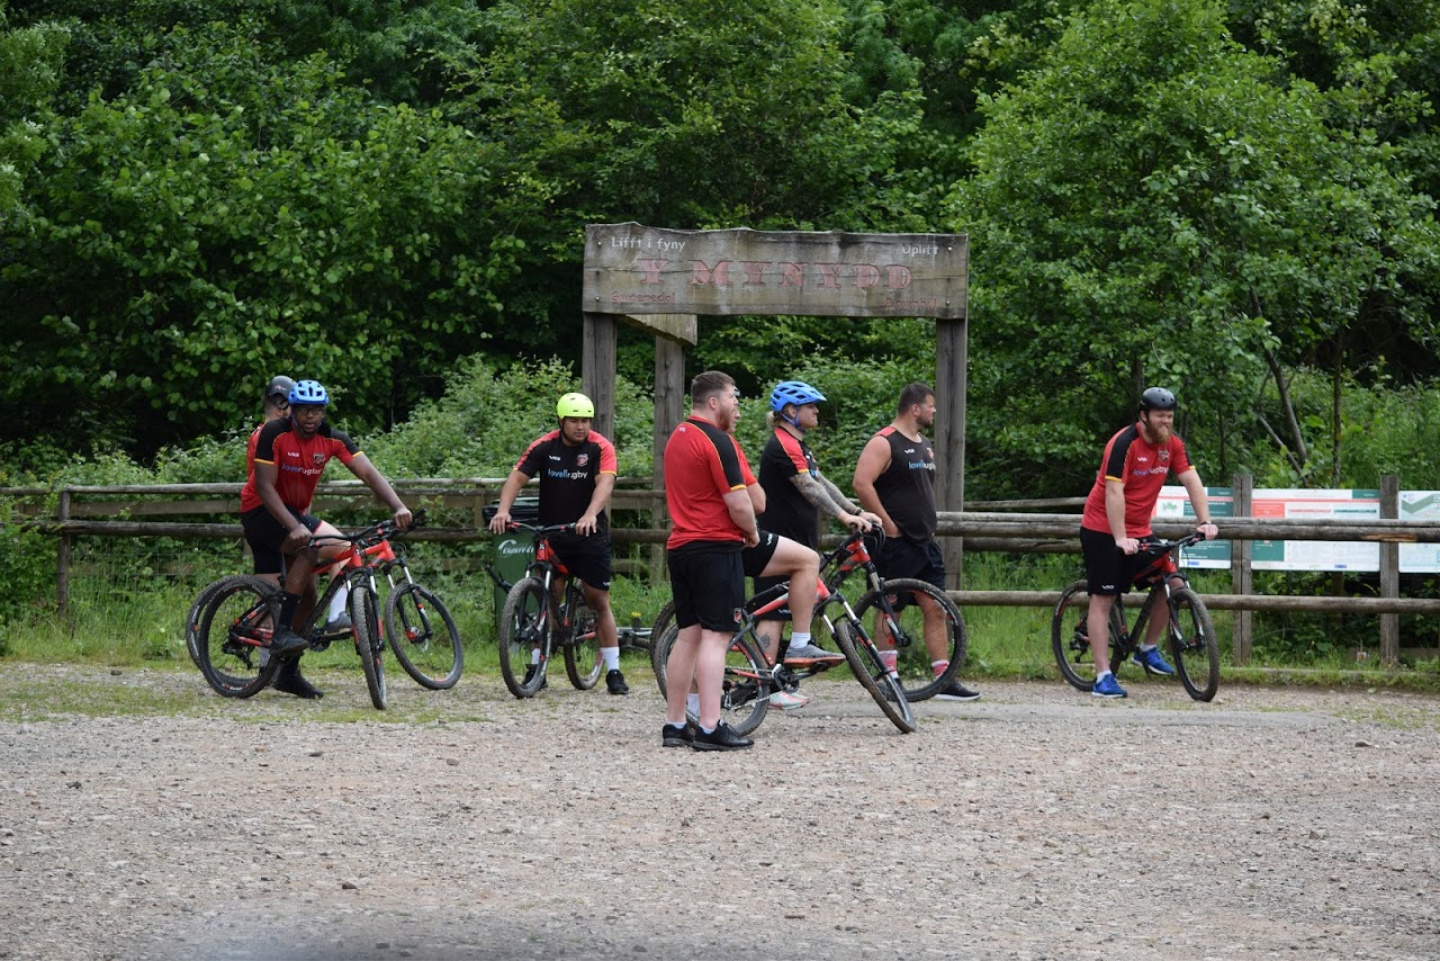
[1079,387,1218,699]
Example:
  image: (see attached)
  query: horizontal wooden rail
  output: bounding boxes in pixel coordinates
[955,590,1440,614]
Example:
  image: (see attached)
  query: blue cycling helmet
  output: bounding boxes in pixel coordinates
[288,380,330,406]
[769,380,826,413]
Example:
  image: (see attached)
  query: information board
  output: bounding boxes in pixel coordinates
[1250,489,1381,572]
[1153,487,1232,568]
[1399,491,1440,573]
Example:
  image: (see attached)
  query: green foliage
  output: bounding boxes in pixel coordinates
[369,355,654,478]
[950,0,1440,497]
[0,4,67,223]
[1,19,533,452]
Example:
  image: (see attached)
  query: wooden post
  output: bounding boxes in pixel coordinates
[1232,472,1253,665]
[935,318,967,589]
[582,312,617,443]
[652,335,686,584]
[56,488,72,616]
[1380,474,1400,664]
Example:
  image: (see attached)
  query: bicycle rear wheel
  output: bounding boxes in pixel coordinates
[564,598,603,690]
[853,579,967,701]
[186,574,253,671]
[833,619,915,733]
[651,624,772,736]
[385,583,463,690]
[648,599,676,686]
[499,576,551,698]
[195,576,283,698]
[1168,586,1219,702]
[1050,580,1129,691]
[351,587,387,710]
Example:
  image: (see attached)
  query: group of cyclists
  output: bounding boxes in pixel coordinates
[239,371,1217,723]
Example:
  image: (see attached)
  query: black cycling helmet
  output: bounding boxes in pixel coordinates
[1139,386,1177,413]
[264,375,295,405]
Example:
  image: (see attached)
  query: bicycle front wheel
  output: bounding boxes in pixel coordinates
[385,583,463,690]
[195,576,283,698]
[651,624,772,736]
[564,598,603,690]
[1168,586,1219,702]
[833,619,915,733]
[854,578,967,701]
[351,587,387,710]
[499,576,551,698]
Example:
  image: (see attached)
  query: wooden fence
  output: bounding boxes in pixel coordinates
[8,473,1440,665]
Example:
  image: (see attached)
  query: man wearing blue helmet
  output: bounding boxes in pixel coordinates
[755,381,881,675]
[239,379,412,698]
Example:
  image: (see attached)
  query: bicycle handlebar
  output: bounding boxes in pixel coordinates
[306,508,428,550]
[1140,530,1208,555]
[501,521,578,539]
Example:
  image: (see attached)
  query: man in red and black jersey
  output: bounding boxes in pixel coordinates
[487,392,628,696]
[1080,387,1218,698]
[754,380,879,676]
[661,370,759,751]
[239,380,412,697]
[854,382,980,701]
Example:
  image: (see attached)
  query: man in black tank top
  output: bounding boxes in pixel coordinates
[853,383,980,701]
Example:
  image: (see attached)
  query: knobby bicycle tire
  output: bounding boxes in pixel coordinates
[564,594,603,690]
[1050,580,1129,691]
[651,623,772,736]
[384,582,463,690]
[853,578,967,701]
[195,576,284,698]
[186,574,256,672]
[499,576,551,698]
[1168,586,1219,702]
[648,599,676,687]
[351,588,387,710]
[833,619,915,733]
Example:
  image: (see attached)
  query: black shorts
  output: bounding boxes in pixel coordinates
[741,530,780,579]
[240,505,321,575]
[1081,527,1161,596]
[667,542,744,633]
[551,540,613,592]
[873,536,946,592]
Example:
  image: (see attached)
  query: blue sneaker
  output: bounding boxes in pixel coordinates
[1133,646,1177,676]
[1092,674,1128,699]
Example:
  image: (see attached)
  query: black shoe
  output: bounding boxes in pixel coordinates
[661,722,693,748]
[522,663,548,690]
[269,627,309,658]
[691,722,753,751]
[273,659,324,699]
[935,680,981,702]
[606,669,630,695]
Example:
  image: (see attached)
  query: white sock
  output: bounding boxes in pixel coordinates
[931,659,949,678]
[686,693,700,716]
[1139,644,1158,652]
[787,632,813,650]
[1097,670,1113,680]
[602,646,621,671]
[327,588,348,620]
[530,648,541,665]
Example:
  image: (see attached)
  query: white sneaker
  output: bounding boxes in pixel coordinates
[768,689,810,711]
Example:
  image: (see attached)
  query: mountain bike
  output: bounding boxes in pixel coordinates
[650,528,933,734]
[1050,531,1219,701]
[495,522,605,698]
[187,510,462,708]
[649,528,968,702]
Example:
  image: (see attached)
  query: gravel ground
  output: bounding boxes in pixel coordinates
[2,665,1438,961]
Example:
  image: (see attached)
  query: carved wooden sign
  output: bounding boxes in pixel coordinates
[584,223,968,319]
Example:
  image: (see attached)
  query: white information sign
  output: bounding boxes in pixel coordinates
[1251,489,1380,572]
[1152,487,1232,569]
[1399,491,1440,573]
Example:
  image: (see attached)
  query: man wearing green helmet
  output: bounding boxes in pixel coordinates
[489,391,628,695]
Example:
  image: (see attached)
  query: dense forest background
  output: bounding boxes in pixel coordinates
[4,0,1440,499]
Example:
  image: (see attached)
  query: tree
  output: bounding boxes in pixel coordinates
[0,3,67,226]
[950,0,1439,495]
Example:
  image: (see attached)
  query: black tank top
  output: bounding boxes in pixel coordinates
[872,426,936,543]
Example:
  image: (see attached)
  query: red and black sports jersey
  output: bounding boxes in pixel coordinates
[758,428,820,548]
[870,426,937,543]
[663,416,748,549]
[1080,423,1192,538]
[514,429,618,534]
[239,418,359,513]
